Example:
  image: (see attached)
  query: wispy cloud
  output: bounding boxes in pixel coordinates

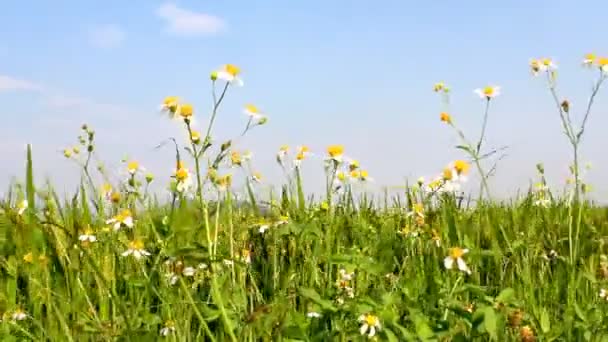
[88,24,126,49]
[0,75,44,92]
[156,3,225,37]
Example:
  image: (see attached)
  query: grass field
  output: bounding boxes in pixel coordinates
[1,59,608,341]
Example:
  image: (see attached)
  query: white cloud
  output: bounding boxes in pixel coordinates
[88,24,126,49]
[0,75,44,92]
[156,3,224,36]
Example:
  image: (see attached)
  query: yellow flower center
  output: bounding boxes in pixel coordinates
[327,145,344,158]
[175,168,189,181]
[449,247,466,259]
[349,160,360,171]
[191,130,200,142]
[598,57,608,67]
[245,104,259,114]
[443,168,454,181]
[163,96,179,107]
[413,202,424,214]
[433,82,445,92]
[253,172,262,181]
[365,315,378,326]
[453,160,470,175]
[585,53,596,62]
[350,170,360,179]
[23,252,34,263]
[129,240,144,250]
[179,104,193,118]
[127,161,139,172]
[483,86,495,96]
[225,64,241,76]
[360,170,369,179]
[337,171,346,181]
[296,152,306,161]
[102,183,112,193]
[298,146,310,153]
[111,192,121,203]
[231,151,242,166]
[280,145,289,152]
[440,112,452,123]
[541,58,552,66]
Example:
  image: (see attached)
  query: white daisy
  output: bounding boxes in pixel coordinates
[106,209,134,231]
[215,64,243,86]
[444,247,471,275]
[358,314,381,338]
[121,240,151,260]
[474,86,501,99]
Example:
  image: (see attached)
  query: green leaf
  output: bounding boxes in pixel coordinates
[574,303,587,322]
[484,307,498,340]
[384,328,399,342]
[540,308,551,333]
[298,287,337,312]
[456,144,473,154]
[495,288,515,304]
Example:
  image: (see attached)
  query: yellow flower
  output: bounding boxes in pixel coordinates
[174,166,192,193]
[106,209,134,230]
[598,57,608,73]
[453,160,470,175]
[474,86,500,99]
[73,146,80,154]
[23,252,34,264]
[231,151,242,166]
[175,168,189,182]
[359,170,370,181]
[162,96,180,113]
[336,171,347,182]
[127,161,140,175]
[17,200,28,216]
[63,149,72,158]
[444,247,471,274]
[358,314,381,338]
[583,53,596,67]
[327,145,345,161]
[348,159,360,171]
[178,104,193,119]
[110,191,121,203]
[350,170,360,179]
[216,174,232,191]
[215,64,243,86]
[541,57,556,69]
[440,112,452,124]
[442,167,454,181]
[190,130,201,144]
[122,240,151,259]
[529,58,541,75]
[433,82,449,93]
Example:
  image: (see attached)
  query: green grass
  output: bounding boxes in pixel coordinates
[2,149,608,341]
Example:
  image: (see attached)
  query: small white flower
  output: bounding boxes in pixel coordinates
[78,229,97,243]
[358,314,381,338]
[444,247,471,275]
[223,259,234,266]
[474,86,501,99]
[160,320,176,336]
[600,288,608,300]
[166,273,179,285]
[339,268,354,281]
[259,224,270,234]
[198,263,208,270]
[106,209,134,231]
[306,311,322,318]
[182,267,196,277]
[215,64,243,86]
[17,200,28,216]
[11,309,27,321]
[121,240,151,260]
[243,104,266,121]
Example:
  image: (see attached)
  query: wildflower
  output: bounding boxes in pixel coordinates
[182,267,195,277]
[540,57,557,71]
[244,104,266,121]
[358,314,381,338]
[127,161,141,175]
[106,209,134,230]
[599,57,608,74]
[326,145,345,162]
[358,170,372,182]
[79,227,97,244]
[307,312,322,318]
[190,130,201,144]
[216,174,232,192]
[11,309,27,321]
[520,325,536,342]
[348,159,360,171]
[508,309,524,328]
[73,146,80,154]
[453,160,470,177]
[240,249,252,264]
[433,82,449,93]
[427,177,444,192]
[339,268,354,281]
[161,96,180,114]
[160,320,176,337]
[474,86,500,100]
[336,171,348,183]
[174,166,192,193]
[529,58,541,75]
[408,202,425,219]
[444,247,471,275]
[600,288,608,300]
[294,146,311,167]
[431,229,442,247]
[274,215,289,226]
[251,172,263,183]
[63,148,72,158]
[583,53,596,67]
[440,112,452,124]
[277,145,289,160]
[110,191,121,204]
[230,151,242,167]
[23,252,34,264]
[215,64,243,86]
[177,104,193,119]
[258,222,270,234]
[417,177,425,186]
[121,240,151,259]
[17,200,28,216]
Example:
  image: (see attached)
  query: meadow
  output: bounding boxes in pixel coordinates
[1,57,608,341]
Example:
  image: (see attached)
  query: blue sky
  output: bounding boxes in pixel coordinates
[1,1,608,199]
